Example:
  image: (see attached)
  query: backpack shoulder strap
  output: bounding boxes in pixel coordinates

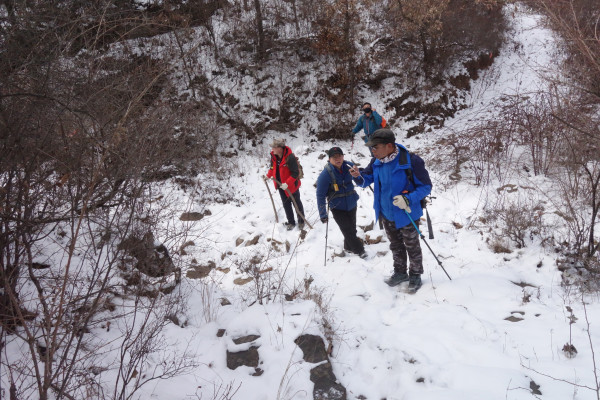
[325,163,337,187]
[397,147,413,185]
[409,153,432,187]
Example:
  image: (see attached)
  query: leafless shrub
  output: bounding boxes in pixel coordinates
[448,117,517,186]
[383,0,507,79]
[484,194,548,249]
[0,3,218,398]
[504,92,563,176]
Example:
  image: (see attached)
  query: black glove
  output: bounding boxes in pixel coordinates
[321,217,328,224]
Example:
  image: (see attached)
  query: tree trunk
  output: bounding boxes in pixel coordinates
[254,0,265,61]
[343,0,355,114]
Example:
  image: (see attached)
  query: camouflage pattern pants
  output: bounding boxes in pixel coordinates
[381,216,424,275]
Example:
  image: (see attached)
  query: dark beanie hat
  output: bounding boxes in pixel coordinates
[364,129,395,147]
[327,147,344,157]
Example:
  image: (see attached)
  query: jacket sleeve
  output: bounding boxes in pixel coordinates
[405,176,431,210]
[315,169,330,219]
[286,154,299,182]
[372,110,383,128]
[352,116,364,134]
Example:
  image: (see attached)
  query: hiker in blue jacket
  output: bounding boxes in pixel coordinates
[351,102,384,143]
[316,147,366,259]
[349,129,431,292]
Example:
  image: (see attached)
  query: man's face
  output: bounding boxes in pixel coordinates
[272,146,284,157]
[329,154,344,168]
[370,142,395,159]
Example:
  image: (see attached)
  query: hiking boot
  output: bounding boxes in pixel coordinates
[407,274,422,292]
[298,221,305,230]
[385,271,409,287]
[284,222,296,231]
[358,251,368,259]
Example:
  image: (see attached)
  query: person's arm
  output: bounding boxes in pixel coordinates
[266,158,274,179]
[405,178,431,206]
[315,170,330,219]
[285,154,299,184]
[350,164,372,187]
[351,116,364,134]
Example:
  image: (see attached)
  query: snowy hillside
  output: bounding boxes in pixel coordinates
[142,5,600,400]
[2,2,599,400]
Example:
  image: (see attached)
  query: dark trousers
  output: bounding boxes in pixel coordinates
[331,207,364,254]
[278,189,305,225]
[381,216,423,275]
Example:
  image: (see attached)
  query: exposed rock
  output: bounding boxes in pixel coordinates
[365,234,383,244]
[118,232,176,278]
[233,277,253,285]
[179,212,204,221]
[118,232,180,296]
[220,298,231,306]
[245,234,261,246]
[311,362,347,400]
[226,346,259,369]
[359,221,374,232]
[233,334,260,345]
[186,260,216,279]
[235,238,244,246]
[294,334,347,399]
[249,255,263,265]
[216,329,226,337]
[504,315,523,322]
[179,240,195,255]
[294,334,328,363]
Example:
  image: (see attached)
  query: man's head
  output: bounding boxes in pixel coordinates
[271,138,285,157]
[365,129,396,159]
[327,146,344,168]
[362,102,372,115]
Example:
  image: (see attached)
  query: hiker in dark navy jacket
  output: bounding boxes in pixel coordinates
[351,102,384,143]
[350,129,431,292]
[316,147,366,258]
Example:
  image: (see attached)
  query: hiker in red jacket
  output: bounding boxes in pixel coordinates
[265,138,305,230]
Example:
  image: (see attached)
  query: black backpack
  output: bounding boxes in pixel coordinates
[398,147,432,209]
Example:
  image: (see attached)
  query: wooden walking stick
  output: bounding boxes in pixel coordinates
[263,177,279,223]
[269,178,313,229]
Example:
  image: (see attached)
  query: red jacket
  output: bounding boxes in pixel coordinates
[266,146,301,197]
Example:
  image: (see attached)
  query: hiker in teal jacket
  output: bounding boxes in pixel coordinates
[351,102,384,143]
[350,129,431,292]
[316,147,366,258]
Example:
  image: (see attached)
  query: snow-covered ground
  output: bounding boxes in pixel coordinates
[4,4,593,400]
[128,5,600,400]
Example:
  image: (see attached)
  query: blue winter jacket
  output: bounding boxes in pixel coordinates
[354,144,431,229]
[352,110,383,142]
[316,161,359,219]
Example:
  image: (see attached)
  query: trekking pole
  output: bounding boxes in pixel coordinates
[269,178,313,229]
[324,203,329,266]
[425,208,433,240]
[403,210,451,281]
[424,196,437,239]
[263,177,279,223]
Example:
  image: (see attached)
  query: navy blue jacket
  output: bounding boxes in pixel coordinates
[354,144,431,229]
[316,161,359,219]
